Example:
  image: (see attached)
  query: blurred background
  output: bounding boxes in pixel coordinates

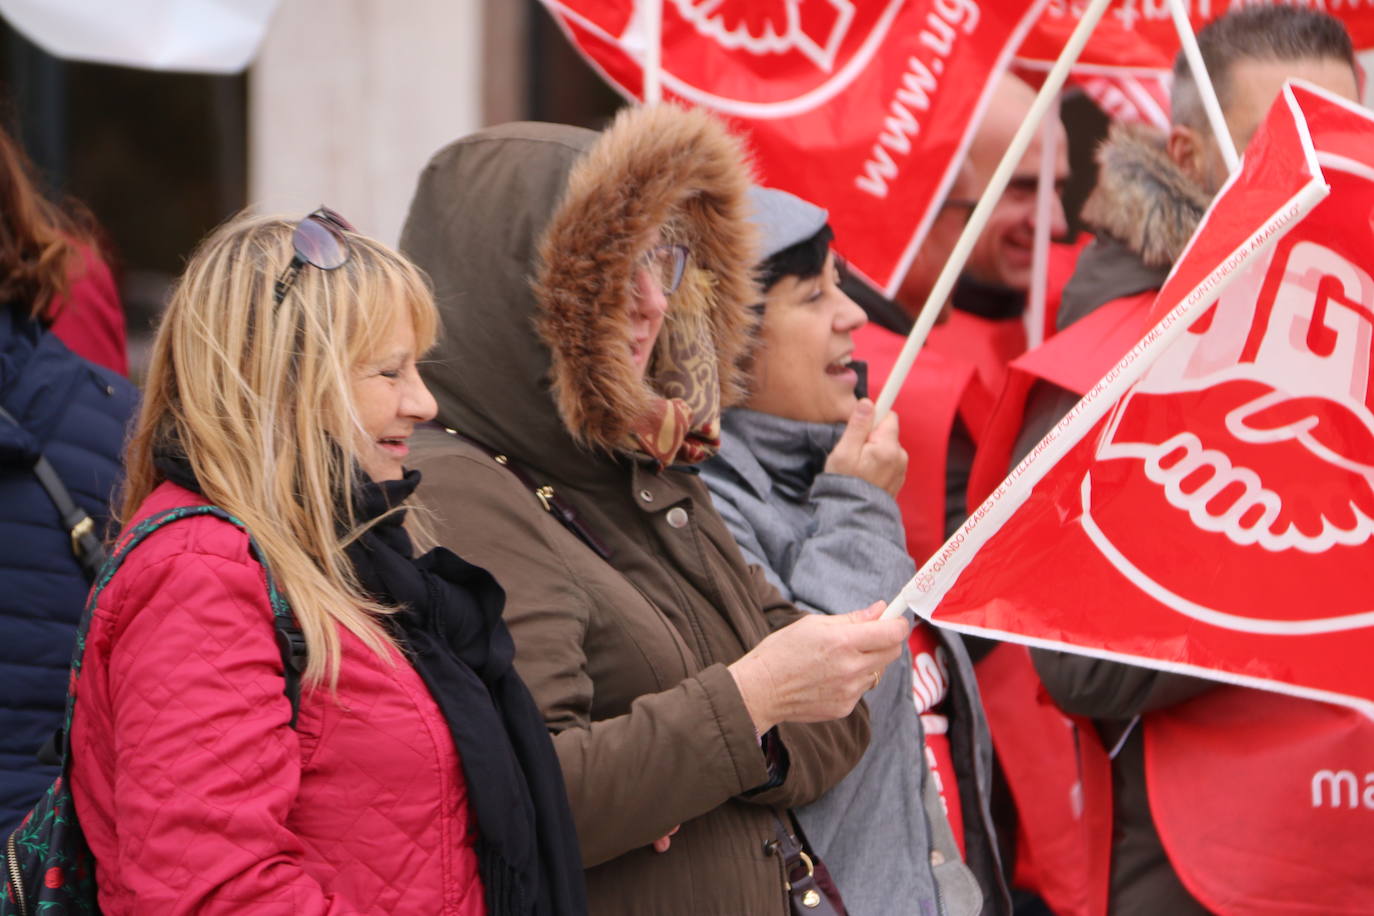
[0,0,1107,377]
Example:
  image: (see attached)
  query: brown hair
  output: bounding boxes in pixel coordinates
[1171,6,1356,133]
[0,123,94,321]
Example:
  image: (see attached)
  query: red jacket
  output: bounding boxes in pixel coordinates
[49,246,128,377]
[69,482,486,915]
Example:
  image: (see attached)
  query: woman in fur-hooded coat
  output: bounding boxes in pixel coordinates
[399,106,872,915]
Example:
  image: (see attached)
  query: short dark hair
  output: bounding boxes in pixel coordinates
[757,224,834,294]
[1171,6,1355,132]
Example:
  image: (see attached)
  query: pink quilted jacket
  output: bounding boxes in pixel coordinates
[69,481,487,915]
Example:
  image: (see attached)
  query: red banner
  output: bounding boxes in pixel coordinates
[539,0,1048,296]
[1016,2,1374,128]
[1019,1,1374,74]
[901,81,1374,715]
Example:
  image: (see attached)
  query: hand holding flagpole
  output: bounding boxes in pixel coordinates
[873,0,1114,428]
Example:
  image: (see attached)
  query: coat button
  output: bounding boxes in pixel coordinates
[930,849,945,866]
[639,489,654,503]
[666,507,688,529]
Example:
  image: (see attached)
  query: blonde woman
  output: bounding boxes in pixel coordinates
[66,212,585,915]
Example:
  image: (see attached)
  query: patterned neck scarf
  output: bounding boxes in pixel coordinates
[626,267,724,468]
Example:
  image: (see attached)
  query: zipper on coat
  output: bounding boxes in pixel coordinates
[5,829,29,916]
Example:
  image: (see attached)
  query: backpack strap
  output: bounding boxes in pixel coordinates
[0,402,107,580]
[51,505,305,766]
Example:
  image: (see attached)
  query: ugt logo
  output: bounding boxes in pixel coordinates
[670,0,856,73]
[1081,218,1374,635]
[602,0,904,114]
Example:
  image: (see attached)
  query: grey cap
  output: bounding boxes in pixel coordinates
[747,185,829,262]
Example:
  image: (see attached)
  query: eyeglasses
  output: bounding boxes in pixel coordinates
[273,206,356,305]
[640,243,690,295]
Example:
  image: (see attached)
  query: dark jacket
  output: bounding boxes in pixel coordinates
[400,108,868,916]
[0,306,136,830]
[1023,123,1214,916]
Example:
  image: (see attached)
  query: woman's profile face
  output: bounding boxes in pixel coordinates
[744,251,867,425]
[351,308,437,481]
[628,232,671,380]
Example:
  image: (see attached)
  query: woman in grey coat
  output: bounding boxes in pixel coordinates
[701,187,1010,916]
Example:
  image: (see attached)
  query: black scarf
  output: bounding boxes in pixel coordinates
[154,454,586,916]
[950,274,1026,321]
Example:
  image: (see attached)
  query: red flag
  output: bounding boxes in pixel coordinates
[1019,1,1374,73]
[902,81,1374,715]
[1017,3,1374,127]
[539,0,1048,296]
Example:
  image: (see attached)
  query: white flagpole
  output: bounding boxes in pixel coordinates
[1168,0,1239,173]
[1026,96,1061,350]
[642,0,663,105]
[874,0,1114,424]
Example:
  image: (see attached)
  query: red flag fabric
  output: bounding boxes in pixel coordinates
[1017,3,1374,127]
[1019,1,1374,73]
[1145,687,1374,913]
[901,81,1374,716]
[539,0,1048,296]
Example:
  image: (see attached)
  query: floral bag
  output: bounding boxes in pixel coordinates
[1,505,300,916]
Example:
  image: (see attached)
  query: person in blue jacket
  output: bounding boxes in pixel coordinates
[0,124,137,830]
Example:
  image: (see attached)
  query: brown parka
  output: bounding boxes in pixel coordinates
[399,106,870,915]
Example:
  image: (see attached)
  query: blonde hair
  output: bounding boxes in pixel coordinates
[121,212,439,688]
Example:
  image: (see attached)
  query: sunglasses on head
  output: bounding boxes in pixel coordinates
[273,206,356,305]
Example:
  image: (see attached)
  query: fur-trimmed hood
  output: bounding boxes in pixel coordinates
[400,105,758,482]
[1081,122,1211,269]
[1060,123,1213,329]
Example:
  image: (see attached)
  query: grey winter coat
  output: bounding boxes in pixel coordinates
[702,408,1009,916]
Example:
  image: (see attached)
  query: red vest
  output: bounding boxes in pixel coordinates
[925,311,1026,399]
[967,291,1154,508]
[1148,689,1374,914]
[971,290,1374,913]
[975,645,1112,916]
[921,237,1090,399]
[854,322,990,565]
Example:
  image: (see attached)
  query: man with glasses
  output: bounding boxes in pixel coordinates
[924,73,1071,398]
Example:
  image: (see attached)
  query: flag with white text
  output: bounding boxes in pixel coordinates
[1017,1,1374,125]
[901,81,1374,715]
[539,0,1048,296]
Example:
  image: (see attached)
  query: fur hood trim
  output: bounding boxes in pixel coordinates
[533,104,758,456]
[1081,123,1211,269]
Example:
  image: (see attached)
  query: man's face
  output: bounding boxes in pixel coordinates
[1190,56,1360,193]
[897,199,970,321]
[963,121,1070,293]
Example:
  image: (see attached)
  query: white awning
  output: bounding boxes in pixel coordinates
[0,0,281,74]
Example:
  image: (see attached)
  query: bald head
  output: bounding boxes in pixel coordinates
[962,73,1069,292]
